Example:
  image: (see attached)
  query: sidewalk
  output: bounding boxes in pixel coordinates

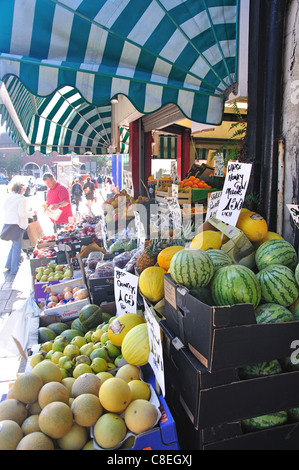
[0,252,32,398]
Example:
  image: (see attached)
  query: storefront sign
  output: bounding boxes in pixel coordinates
[216,162,252,226]
[143,300,165,396]
[114,268,139,315]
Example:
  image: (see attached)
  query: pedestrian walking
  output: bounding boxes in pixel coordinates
[1,181,34,275]
[71,178,83,212]
[83,177,96,215]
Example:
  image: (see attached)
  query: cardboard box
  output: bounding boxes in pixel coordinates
[163,274,299,371]
[43,278,90,322]
[34,280,61,304]
[161,320,299,432]
[30,256,57,275]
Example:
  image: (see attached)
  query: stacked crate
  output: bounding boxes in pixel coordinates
[161,274,299,450]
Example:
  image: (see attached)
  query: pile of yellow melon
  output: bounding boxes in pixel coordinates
[0,361,158,450]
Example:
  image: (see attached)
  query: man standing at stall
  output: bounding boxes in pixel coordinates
[42,172,73,228]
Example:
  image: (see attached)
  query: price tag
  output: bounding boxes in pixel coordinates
[134,211,145,251]
[172,184,179,198]
[143,300,165,396]
[166,196,182,237]
[214,153,224,177]
[124,170,134,197]
[114,268,139,315]
[216,162,252,226]
[287,205,299,229]
[170,161,180,184]
[206,191,222,220]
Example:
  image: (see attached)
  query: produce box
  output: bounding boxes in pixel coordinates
[161,320,299,434]
[34,280,62,304]
[30,256,57,275]
[163,274,299,371]
[42,278,90,322]
[156,186,218,205]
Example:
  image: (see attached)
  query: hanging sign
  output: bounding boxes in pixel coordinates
[206,191,223,221]
[143,300,165,396]
[216,162,252,226]
[214,153,224,177]
[114,268,139,315]
[170,161,180,184]
[124,170,134,197]
[166,196,182,238]
[287,204,299,229]
[172,184,179,198]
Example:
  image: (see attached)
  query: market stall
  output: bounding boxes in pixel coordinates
[1,160,299,451]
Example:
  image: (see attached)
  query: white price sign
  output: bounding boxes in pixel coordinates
[214,153,224,177]
[114,268,139,315]
[287,204,299,228]
[143,300,165,396]
[206,191,222,221]
[170,161,179,184]
[216,162,252,226]
[124,170,134,197]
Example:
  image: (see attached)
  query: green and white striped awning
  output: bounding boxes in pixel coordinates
[0,0,239,153]
[0,75,112,154]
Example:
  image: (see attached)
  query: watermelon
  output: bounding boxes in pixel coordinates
[71,317,87,335]
[289,297,299,320]
[295,264,299,286]
[79,304,103,330]
[256,264,299,307]
[288,407,299,422]
[241,411,288,433]
[169,248,214,290]
[38,327,56,343]
[206,249,233,273]
[47,322,69,336]
[255,303,294,324]
[255,239,298,271]
[238,360,282,380]
[59,329,84,342]
[190,287,214,305]
[211,265,261,309]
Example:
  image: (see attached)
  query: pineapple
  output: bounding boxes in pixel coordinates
[136,239,179,272]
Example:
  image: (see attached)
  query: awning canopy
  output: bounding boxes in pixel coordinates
[0,0,239,155]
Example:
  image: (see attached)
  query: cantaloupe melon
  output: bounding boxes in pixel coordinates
[0,420,23,450]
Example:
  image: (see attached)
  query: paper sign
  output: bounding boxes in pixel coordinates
[216,162,252,226]
[143,300,165,396]
[166,196,182,237]
[206,191,222,220]
[172,184,179,198]
[114,268,139,315]
[124,170,134,197]
[170,161,179,184]
[214,153,224,177]
[287,205,299,229]
[134,211,145,251]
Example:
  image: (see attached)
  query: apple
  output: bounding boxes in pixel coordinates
[47,301,57,308]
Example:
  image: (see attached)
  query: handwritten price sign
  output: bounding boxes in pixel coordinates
[114,268,139,316]
[217,162,252,226]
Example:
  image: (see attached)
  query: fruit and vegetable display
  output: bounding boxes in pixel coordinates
[102,189,150,224]
[34,262,73,283]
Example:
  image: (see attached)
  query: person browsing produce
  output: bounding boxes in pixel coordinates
[43,172,73,226]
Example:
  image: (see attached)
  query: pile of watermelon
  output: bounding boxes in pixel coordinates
[169,238,299,433]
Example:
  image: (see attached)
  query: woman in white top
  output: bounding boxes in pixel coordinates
[3,181,33,275]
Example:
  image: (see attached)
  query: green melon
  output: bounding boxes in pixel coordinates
[255,303,295,324]
[71,318,87,335]
[206,249,233,273]
[211,265,261,308]
[295,264,299,286]
[238,360,282,380]
[47,322,69,336]
[38,327,56,343]
[256,264,299,307]
[169,248,214,290]
[255,239,297,271]
[241,411,288,433]
[79,304,103,330]
[288,407,299,422]
[59,329,84,342]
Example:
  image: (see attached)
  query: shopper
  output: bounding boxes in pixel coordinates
[2,182,34,275]
[71,178,83,212]
[42,172,73,227]
[83,177,96,214]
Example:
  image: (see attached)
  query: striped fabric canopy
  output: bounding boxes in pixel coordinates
[0,0,239,154]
